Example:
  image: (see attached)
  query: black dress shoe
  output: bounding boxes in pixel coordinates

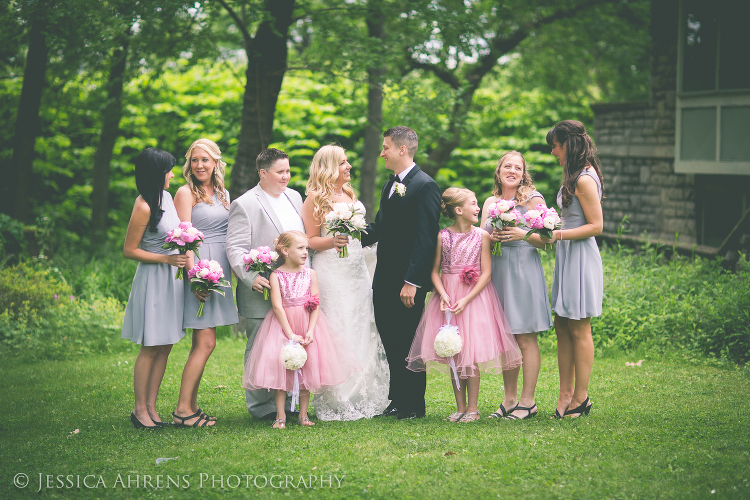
[397,411,425,421]
[375,406,399,418]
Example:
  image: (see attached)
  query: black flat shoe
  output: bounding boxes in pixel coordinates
[131,413,160,430]
[397,411,425,421]
[563,397,592,418]
[375,406,399,418]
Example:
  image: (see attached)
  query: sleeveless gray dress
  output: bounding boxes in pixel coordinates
[551,170,603,320]
[183,192,239,329]
[485,191,553,335]
[122,191,186,346]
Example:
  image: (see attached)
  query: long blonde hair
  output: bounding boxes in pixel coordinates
[305,145,356,222]
[492,150,537,206]
[273,230,308,265]
[182,138,230,209]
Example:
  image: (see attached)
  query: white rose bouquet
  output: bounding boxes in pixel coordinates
[434,311,463,388]
[280,340,307,411]
[324,203,368,258]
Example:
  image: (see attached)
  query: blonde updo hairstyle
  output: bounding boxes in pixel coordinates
[272,230,308,265]
[182,138,230,209]
[305,145,357,222]
[492,150,538,206]
[441,187,474,220]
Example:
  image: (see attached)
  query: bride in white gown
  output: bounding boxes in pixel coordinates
[301,145,390,420]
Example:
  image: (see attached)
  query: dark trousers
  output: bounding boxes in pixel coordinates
[373,283,427,414]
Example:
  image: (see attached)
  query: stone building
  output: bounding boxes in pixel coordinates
[591,0,749,257]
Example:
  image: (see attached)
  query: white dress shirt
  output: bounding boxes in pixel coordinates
[388,163,416,198]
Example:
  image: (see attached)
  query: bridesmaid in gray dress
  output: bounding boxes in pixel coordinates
[544,120,604,419]
[122,147,187,429]
[481,151,552,421]
[172,138,238,428]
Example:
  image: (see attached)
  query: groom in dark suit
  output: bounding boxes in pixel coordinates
[361,126,441,420]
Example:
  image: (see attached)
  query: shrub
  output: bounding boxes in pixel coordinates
[0,260,75,314]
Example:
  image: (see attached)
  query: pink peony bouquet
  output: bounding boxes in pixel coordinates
[324,203,368,258]
[188,260,231,317]
[485,199,523,256]
[162,221,205,279]
[243,246,279,300]
[523,204,562,251]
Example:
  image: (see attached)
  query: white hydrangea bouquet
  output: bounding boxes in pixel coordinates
[280,340,307,411]
[324,203,368,258]
[434,310,462,388]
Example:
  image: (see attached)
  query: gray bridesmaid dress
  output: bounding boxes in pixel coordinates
[486,191,553,335]
[122,191,186,346]
[183,191,239,329]
[550,170,603,320]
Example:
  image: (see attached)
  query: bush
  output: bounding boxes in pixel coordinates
[0,260,75,314]
[592,245,750,364]
[0,296,129,360]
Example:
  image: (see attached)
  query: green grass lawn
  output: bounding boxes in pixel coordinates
[2,337,749,499]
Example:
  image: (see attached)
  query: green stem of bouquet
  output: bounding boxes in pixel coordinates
[491,241,502,256]
[339,245,349,258]
[262,288,270,300]
[175,267,184,280]
[197,301,205,317]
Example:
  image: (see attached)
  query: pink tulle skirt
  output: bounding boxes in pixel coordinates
[406,274,522,378]
[242,306,361,393]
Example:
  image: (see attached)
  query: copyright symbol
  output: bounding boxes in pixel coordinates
[14,473,29,488]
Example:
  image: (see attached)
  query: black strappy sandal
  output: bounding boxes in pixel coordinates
[197,408,217,422]
[505,404,538,420]
[172,410,214,427]
[488,402,518,419]
[550,409,564,420]
[563,397,592,418]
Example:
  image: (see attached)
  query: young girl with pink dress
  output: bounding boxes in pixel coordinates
[242,231,360,429]
[406,188,522,423]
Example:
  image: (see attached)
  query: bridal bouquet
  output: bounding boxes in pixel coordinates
[243,246,279,300]
[486,199,523,256]
[523,204,562,251]
[324,203,368,258]
[280,340,307,411]
[162,221,205,279]
[187,260,231,317]
[434,311,463,389]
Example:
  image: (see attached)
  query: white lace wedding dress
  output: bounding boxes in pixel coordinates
[311,201,390,420]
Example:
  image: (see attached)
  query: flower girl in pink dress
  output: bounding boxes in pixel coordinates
[406,188,522,423]
[242,231,360,429]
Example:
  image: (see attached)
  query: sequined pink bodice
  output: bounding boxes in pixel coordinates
[441,228,482,274]
[274,268,312,299]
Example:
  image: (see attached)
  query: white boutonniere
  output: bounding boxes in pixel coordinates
[394,182,406,197]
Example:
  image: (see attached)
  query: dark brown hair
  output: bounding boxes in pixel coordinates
[545,120,604,208]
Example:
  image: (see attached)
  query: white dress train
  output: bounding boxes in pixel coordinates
[311,201,390,420]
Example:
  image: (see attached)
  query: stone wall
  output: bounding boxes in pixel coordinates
[590,0,697,244]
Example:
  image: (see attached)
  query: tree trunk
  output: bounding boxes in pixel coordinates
[90,33,130,239]
[360,2,385,222]
[229,0,296,201]
[7,13,48,222]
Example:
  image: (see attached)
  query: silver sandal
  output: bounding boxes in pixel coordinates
[444,412,465,422]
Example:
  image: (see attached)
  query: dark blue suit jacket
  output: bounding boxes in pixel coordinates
[361,164,441,290]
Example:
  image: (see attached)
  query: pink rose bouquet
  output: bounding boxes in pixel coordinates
[324,203,368,258]
[486,199,523,256]
[188,260,231,317]
[242,246,279,300]
[523,204,562,251]
[162,221,205,279]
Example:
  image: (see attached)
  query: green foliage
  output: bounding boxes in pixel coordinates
[0,295,127,360]
[590,246,750,364]
[0,260,74,315]
[0,259,128,360]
